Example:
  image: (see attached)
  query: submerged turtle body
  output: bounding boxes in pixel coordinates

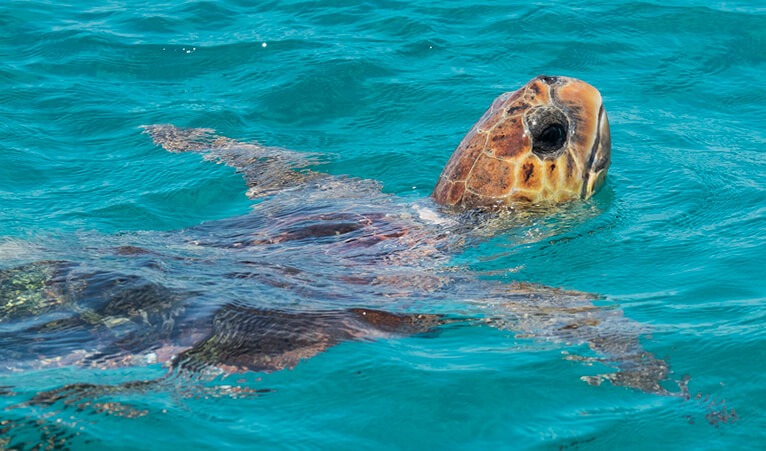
[0,76,693,422]
[3,76,616,374]
[0,261,67,320]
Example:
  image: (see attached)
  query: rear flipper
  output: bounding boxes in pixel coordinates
[173,304,458,374]
[1,259,457,375]
[8,304,461,419]
[142,124,323,198]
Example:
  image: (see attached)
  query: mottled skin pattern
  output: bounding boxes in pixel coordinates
[433,75,611,207]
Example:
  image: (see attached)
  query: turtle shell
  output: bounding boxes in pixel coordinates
[433,75,611,208]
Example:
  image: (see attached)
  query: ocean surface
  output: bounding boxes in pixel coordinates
[1,0,765,449]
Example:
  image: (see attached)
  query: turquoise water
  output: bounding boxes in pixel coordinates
[1,0,765,449]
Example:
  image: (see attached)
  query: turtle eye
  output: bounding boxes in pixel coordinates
[537,123,566,151]
[527,108,569,156]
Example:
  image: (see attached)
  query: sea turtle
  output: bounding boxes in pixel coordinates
[433,75,610,207]
[0,76,695,427]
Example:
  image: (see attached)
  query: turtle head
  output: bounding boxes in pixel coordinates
[432,75,611,209]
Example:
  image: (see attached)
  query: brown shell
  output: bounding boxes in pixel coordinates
[433,75,611,209]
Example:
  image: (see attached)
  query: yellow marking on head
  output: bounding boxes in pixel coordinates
[433,76,611,209]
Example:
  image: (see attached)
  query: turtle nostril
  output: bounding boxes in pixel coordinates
[537,75,560,85]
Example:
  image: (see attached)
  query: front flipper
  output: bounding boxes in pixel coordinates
[142,124,323,198]
[484,282,688,397]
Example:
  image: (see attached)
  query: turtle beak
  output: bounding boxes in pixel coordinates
[582,106,611,199]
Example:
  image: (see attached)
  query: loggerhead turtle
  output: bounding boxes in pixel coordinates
[0,76,693,422]
[433,75,610,207]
